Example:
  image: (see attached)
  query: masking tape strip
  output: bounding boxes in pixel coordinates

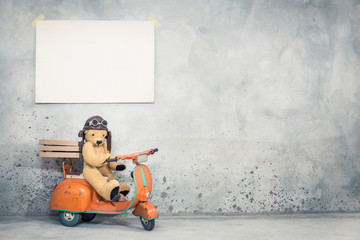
[148,15,161,28]
[32,14,45,28]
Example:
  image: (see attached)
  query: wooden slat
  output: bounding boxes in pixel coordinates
[40,146,81,152]
[39,139,80,146]
[66,174,85,179]
[39,152,82,158]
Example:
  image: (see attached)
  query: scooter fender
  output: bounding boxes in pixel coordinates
[132,201,158,220]
[49,179,92,212]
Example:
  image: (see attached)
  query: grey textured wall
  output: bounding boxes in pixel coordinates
[1,0,360,216]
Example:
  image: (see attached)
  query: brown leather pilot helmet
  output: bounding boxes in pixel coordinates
[78,115,112,152]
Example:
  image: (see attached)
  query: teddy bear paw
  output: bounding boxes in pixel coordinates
[116,164,126,171]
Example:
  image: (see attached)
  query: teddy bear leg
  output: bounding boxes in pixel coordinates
[99,166,115,181]
[105,180,122,201]
[119,184,131,196]
[83,167,120,201]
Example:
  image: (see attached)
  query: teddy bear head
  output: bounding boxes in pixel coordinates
[78,115,112,151]
[84,129,108,148]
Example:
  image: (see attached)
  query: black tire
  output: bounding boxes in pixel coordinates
[82,213,96,222]
[140,217,155,231]
[59,212,81,227]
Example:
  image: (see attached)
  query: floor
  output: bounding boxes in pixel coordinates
[0,213,359,240]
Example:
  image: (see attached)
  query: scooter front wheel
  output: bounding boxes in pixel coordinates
[59,211,81,227]
[140,217,155,231]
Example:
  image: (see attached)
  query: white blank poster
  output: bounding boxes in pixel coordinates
[36,21,154,103]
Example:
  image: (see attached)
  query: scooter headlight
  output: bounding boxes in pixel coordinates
[146,192,150,199]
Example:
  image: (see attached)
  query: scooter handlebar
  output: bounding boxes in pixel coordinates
[150,148,158,154]
[117,148,158,159]
[103,148,158,164]
[104,158,117,163]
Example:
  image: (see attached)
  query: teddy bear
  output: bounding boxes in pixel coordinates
[78,116,130,202]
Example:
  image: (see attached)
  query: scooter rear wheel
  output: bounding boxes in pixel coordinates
[140,217,155,231]
[82,213,96,222]
[59,211,81,227]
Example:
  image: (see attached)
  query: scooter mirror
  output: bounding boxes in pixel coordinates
[136,153,148,163]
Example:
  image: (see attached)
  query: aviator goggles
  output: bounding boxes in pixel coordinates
[86,119,108,128]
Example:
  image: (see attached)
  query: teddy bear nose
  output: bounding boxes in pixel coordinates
[96,140,102,145]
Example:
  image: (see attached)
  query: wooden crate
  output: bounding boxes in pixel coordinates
[39,139,82,159]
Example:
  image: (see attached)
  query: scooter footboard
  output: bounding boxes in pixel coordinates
[132,202,158,220]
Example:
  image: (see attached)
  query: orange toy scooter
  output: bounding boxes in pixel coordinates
[49,148,158,231]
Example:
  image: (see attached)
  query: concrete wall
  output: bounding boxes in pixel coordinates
[1,0,360,216]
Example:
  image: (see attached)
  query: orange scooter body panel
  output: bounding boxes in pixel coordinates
[49,179,92,212]
[131,165,158,219]
[133,165,152,201]
[49,164,157,215]
[87,189,135,214]
[133,202,158,220]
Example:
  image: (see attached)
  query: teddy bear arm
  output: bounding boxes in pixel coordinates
[108,161,126,171]
[103,142,113,155]
[108,161,117,170]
